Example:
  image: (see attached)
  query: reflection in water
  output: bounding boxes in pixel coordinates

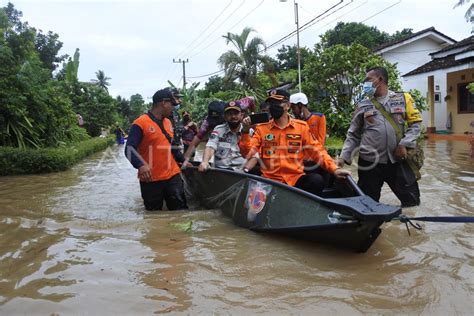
[0,141,473,314]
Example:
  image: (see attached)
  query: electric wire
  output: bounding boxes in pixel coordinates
[189,0,265,58]
[175,0,234,59]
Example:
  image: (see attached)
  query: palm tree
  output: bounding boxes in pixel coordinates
[454,0,474,22]
[218,27,274,89]
[93,70,111,91]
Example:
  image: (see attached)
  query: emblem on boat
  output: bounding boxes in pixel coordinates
[245,180,272,221]
[149,126,155,133]
[265,134,274,141]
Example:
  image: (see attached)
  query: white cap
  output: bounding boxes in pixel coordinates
[289,92,308,105]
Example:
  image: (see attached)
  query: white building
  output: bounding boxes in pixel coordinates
[373,27,456,131]
[404,36,474,134]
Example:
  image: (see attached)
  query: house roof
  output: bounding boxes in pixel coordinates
[404,35,474,77]
[373,27,457,53]
[403,55,474,77]
[430,35,474,55]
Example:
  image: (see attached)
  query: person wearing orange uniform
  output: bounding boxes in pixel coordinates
[243,89,349,195]
[125,88,187,211]
[290,92,326,145]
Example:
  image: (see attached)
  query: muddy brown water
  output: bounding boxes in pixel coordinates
[0,140,473,314]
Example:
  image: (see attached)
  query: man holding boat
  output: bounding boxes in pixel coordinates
[243,89,349,196]
[124,88,188,211]
[337,66,423,207]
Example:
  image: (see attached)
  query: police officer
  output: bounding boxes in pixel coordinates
[124,88,187,211]
[243,89,349,196]
[199,101,251,172]
[337,66,423,207]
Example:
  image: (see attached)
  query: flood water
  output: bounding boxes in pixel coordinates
[0,140,473,314]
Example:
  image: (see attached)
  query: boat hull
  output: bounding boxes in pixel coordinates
[182,167,400,252]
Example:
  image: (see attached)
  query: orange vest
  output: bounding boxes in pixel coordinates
[133,115,181,182]
[306,113,326,145]
[248,118,336,186]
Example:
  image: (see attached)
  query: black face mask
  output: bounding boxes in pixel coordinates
[228,121,240,129]
[269,103,284,119]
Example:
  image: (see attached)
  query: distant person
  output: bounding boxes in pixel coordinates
[166,87,184,150]
[199,101,251,172]
[76,113,84,127]
[183,100,226,161]
[124,88,188,211]
[113,125,125,144]
[290,92,326,145]
[337,66,423,207]
[243,89,349,196]
[181,111,198,156]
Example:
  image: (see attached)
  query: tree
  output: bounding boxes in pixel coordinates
[35,30,68,72]
[276,44,311,71]
[302,43,401,137]
[129,94,147,120]
[93,70,111,91]
[218,27,272,89]
[64,48,80,83]
[321,22,413,50]
[454,0,474,22]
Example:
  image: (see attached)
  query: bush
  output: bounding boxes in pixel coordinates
[0,136,114,176]
[325,136,344,158]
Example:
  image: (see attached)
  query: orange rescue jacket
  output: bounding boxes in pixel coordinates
[247,118,336,186]
[133,115,181,182]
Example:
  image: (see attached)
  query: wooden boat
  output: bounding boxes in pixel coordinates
[182,166,401,252]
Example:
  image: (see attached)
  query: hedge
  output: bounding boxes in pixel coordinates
[325,137,344,158]
[0,136,115,176]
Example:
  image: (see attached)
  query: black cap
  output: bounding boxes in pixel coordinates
[265,89,290,102]
[224,100,242,113]
[152,89,178,105]
[166,87,184,98]
[208,101,226,117]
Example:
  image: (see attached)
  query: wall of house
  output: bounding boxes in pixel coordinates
[403,70,447,131]
[380,37,451,130]
[381,37,445,75]
[446,68,474,134]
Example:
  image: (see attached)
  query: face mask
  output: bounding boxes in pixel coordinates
[228,121,240,129]
[363,81,376,96]
[269,103,285,119]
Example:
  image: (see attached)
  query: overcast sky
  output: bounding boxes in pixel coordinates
[4,0,472,100]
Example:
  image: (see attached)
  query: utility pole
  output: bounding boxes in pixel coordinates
[173,58,189,90]
[294,1,301,92]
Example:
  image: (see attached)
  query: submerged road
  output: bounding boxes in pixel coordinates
[0,140,473,314]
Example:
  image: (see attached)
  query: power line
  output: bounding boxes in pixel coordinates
[189,0,265,58]
[175,0,234,59]
[360,0,402,23]
[188,1,344,78]
[184,0,247,57]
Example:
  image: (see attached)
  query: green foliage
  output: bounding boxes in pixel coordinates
[321,22,413,49]
[303,43,401,138]
[467,82,474,93]
[276,44,311,71]
[64,48,80,83]
[92,69,111,91]
[218,27,270,89]
[64,81,119,137]
[325,136,344,158]
[0,136,114,176]
[408,88,428,112]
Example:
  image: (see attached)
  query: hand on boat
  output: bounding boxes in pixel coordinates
[336,158,345,168]
[198,162,210,172]
[180,159,193,170]
[138,165,152,182]
[334,167,351,179]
